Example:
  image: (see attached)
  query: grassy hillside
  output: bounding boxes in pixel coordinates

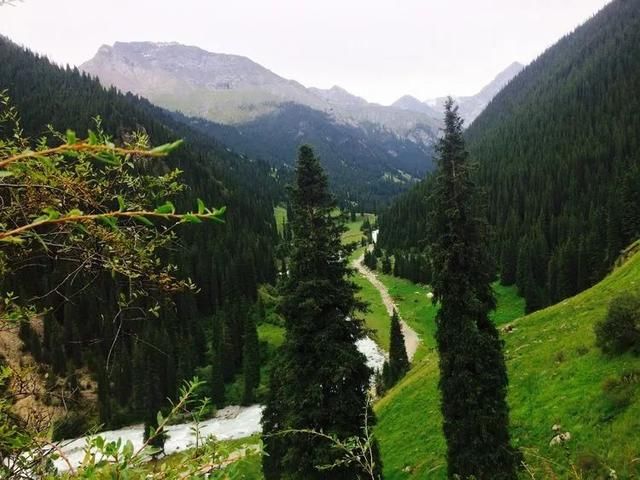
[375,250,640,479]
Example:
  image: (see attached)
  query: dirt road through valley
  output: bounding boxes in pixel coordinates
[353,251,420,361]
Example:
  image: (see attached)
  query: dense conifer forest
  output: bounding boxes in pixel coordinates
[379,0,640,313]
[0,36,279,428]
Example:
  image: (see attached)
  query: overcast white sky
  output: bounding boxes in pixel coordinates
[0,0,611,105]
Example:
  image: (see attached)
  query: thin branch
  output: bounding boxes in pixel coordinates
[42,441,76,475]
[0,141,169,169]
[133,381,197,457]
[0,209,223,240]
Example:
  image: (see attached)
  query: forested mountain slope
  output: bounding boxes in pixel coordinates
[380,0,640,312]
[0,36,278,429]
[184,103,431,209]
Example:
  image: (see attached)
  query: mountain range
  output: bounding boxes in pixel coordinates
[80,43,522,208]
[392,61,525,126]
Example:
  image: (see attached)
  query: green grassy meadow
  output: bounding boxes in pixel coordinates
[343,213,376,245]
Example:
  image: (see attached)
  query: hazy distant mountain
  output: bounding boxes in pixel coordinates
[393,62,525,126]
[81,42,324,124]
[81,42,440,138]
[308,85,369,108]
[392,95,441,118]
[81,41,443,208]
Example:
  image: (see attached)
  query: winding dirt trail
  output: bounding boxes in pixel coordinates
[353,251,420,361]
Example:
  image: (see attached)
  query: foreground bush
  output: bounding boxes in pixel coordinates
[595,293,640,355]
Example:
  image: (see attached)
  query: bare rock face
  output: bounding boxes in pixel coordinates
[80,41,440,141]
[81,42,324,124]
[392,95,440,118]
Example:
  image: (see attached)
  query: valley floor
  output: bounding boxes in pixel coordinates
[56,213,639,479]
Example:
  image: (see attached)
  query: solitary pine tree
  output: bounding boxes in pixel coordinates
[242,309,260,405]
[262,145,381,479]
[429,98,519,479]
[381,255,392,274]
[387,310,409,386]
[210,313,225,407]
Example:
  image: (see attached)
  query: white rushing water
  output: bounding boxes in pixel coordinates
[56,338,385,472]
[56,404,263,471]
[356,336,386,373]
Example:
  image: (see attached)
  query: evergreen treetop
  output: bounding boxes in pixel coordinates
[430,99,519,480]
[387,310,409,386]
[262,145,381,479]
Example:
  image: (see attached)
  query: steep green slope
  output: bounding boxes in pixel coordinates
[375,248,640,479]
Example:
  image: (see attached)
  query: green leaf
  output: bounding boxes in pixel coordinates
[133,215,153,227]
[66,129,76,145]
[116,195,125,212]
[154,201,175,215]
[90,152,120,166]
[42,207,60,220]
[168,139,184,151]
[0,170,14,178]
[122,439,134,459]
[182,214,202,224]
[67,209,83,217]
[73,223,89,235]
[87,129,98,145]
[99,216,118,230]
[61,150,79,158]
[156,411,164,426]
[150,139,184,155]
[197,198,205,215]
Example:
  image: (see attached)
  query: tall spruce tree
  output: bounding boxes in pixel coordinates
[381,255,392,274]
[429,99,519,479]
[387,310,409,386]
[242,309,260,405]
[262,145,381,479]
